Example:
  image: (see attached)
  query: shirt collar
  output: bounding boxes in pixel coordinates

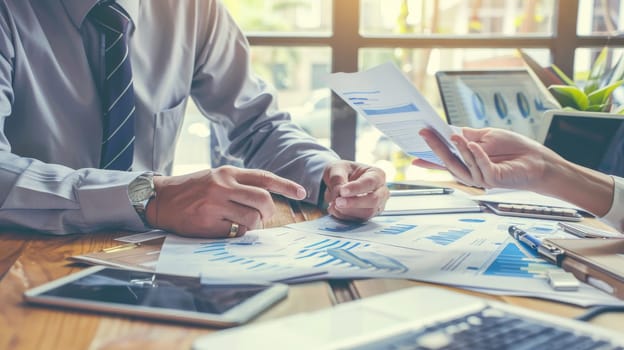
[62,0,140,29]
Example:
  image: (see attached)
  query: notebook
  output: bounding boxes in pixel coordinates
[191,286,624,349]
[381,191,482,216]
[68,237,163,272]
[540,238,624,299]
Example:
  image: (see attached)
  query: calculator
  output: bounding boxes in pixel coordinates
[483,202,583,221]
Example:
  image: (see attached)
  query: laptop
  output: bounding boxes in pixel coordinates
[435,70,560,140]
[537,109,624,177]
[192,286,624,349]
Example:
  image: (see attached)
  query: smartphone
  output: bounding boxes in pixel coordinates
[386,182,454,196]
[24,266,288,327]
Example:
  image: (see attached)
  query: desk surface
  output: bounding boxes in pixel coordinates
[1,185,623,349]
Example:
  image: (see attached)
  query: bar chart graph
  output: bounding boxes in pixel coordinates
[425,228,473,246]
[318,221,366,233]
[483,243,554,278]
[376,224,417,235]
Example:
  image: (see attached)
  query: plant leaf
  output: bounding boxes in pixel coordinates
[588,47,609,83]
[608,54,624,85]
[585,46,609,90]
[548,85,589,110]
[549,64,575,85]
[588,80,623,106]
[517,49,566,86]
[585,104,610,112]
[584,80,601,95]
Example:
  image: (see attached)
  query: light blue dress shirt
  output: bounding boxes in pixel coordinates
[603,176,624,232]
[0,0,339,234]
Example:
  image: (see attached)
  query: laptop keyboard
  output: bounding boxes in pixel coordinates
[348,307,623,350]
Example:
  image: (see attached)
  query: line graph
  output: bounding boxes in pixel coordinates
[189,233,409,274]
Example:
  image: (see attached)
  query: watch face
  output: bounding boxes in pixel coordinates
[130,176,155,203]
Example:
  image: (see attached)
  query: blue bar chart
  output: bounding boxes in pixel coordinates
[425,228,472,246]
[376,224,417,235]
[318,221,366,233]
[483,243,554,278]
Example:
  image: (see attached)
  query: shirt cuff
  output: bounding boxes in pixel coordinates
[600,175,624,232]
[77,171,147,232]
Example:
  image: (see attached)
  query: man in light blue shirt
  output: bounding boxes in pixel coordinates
[0,0,389,237]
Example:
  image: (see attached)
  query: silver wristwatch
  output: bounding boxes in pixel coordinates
[128,172,157,226]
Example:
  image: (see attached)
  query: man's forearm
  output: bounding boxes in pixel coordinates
[0,153,144,234]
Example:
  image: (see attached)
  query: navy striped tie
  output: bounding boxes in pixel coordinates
[90,2,135,171]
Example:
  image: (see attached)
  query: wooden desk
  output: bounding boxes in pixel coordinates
[1,191,623,349]
[0,197,329,350]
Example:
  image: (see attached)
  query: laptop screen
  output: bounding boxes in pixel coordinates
[435,70,559,140]
[541,112,624,177]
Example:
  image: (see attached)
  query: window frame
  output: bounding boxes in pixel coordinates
[245,0,624,160]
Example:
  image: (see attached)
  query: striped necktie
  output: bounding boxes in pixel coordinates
[90,1,136,171]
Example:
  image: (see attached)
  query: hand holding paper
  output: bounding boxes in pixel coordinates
[327,62,465,167]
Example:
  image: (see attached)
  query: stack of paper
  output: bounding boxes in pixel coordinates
[382,189,482,215]
[155,213,623,307]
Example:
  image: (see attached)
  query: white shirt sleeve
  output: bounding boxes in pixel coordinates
[600,175,624,232]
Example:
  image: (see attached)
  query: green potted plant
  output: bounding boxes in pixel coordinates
[547,47,624,113]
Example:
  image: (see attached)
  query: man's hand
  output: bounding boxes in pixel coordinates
[322,160,389,221]
[145,166,307,238]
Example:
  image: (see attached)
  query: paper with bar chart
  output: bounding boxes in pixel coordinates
[288,214,622,306]
[327,62,464,166]
[156,213,622,306]
[156,227,428,283]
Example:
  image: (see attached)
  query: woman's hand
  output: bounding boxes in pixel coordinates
[412,127,557,190]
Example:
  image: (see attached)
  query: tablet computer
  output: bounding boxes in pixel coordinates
[24,266,289,327]
[537,109,624,176]
[436,69,559,140]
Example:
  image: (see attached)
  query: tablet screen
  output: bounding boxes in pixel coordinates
[543,113,624,176]
[35,268,270,315]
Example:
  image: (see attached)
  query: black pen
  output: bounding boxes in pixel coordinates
[508,225,542,251]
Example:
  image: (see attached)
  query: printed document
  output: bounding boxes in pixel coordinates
[327,62,463,166]
[156,227,429,282]
[156,213,623,307]
[288,214,623,307]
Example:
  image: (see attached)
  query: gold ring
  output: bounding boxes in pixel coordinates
[228,222,239,238]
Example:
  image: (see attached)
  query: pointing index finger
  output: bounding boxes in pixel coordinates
[236,170,306,200]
